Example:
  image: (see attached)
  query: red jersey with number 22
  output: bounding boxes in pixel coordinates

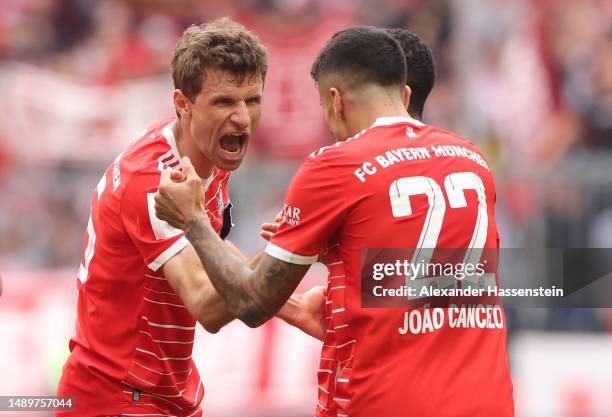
[266,116,514,417]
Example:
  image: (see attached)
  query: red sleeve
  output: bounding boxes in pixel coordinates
[120,168,189,271]
[266,156,350,265]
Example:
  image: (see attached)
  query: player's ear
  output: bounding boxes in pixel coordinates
[173,89,192,121]
[403,85,411,111]
[330,87,344,119]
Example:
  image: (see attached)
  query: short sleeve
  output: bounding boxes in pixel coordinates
[121,169,189,271]
[266,157,350,265]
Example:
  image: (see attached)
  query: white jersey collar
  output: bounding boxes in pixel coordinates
[201,174,214,190]
[162,120,215,190]
[161,121,182,168]
[370,115,425,128]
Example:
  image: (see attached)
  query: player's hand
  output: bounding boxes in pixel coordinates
[278,285,327,340]
[260,209,283,241]
[155,156,207,231]
[169,169,187,183]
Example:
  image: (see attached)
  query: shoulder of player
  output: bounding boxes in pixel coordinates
[116,142,178,197]
[307,127,371,164]
[424,125,491,157]
[307,118,425,161]
[121,123,180,175]
[120,146,173,180]
[425,125,478,148]
[424,125,494,174]
[122,116,177,160]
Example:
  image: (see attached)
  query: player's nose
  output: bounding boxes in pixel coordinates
[230,101,250,130]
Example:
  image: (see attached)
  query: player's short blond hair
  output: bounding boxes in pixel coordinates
[171,17,268,102]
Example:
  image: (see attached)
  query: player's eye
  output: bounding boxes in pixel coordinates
[214,97,234,106]
[246,96,261,106]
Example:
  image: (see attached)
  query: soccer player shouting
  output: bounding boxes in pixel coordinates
[56,18,323,417]
[155,27,514,417]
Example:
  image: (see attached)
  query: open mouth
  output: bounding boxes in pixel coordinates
[219,133,247,155]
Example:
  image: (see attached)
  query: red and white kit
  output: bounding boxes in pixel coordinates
[267,116,514,417]
[57,118,231,417]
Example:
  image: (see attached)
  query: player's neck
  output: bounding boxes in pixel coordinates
[345,100,410,138]
[172,121,215,179]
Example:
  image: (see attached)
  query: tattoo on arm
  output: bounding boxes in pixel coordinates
[185,216,309,327]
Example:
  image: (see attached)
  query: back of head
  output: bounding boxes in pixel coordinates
[385,28,435,118]
[171,17,268,102]
[311,26,407,94]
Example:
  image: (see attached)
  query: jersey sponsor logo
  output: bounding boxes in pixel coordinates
[282,204,301,226]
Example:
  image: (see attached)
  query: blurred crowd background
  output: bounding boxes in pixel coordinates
[0,0,611,416]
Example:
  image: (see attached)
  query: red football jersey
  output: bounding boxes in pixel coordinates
[267,116,514,417]
[56,118,231,417]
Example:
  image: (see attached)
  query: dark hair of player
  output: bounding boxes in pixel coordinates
[385,28,435,118]
[310,26,407,91]
[171,17,268,103]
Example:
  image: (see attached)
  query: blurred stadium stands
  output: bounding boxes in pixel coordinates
[0,1,611,416]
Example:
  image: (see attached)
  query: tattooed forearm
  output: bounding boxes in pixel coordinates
[185,216,309,327]
[185,216,265,325]
[246,255,309,325]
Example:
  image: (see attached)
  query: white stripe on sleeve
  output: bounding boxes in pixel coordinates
[147,236,190,271]
[264,242,318,265]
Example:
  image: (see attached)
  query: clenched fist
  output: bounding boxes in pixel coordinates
[154,156,208,231]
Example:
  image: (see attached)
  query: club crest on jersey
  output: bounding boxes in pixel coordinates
[216,189,224,217]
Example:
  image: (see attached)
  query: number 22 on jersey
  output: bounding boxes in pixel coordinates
[388,171,488,273]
